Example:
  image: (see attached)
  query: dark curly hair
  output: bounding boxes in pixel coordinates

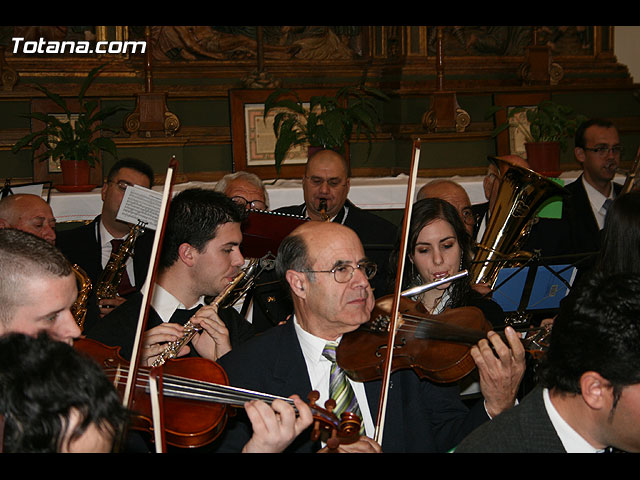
[0,333,129,452]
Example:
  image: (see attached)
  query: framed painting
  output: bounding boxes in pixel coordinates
[492,92,551,158]
[229,88,337,179]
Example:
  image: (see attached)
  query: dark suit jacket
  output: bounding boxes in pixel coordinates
[85,291,255,361]
[212,319,490,453]
[455,387,565,453]
[56,216,154,332]
[563,175,622,258]
[276,200,399,297]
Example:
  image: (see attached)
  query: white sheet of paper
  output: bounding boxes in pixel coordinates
[116,185,163,230]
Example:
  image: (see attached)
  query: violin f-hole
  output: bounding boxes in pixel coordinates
[374,337,407,358]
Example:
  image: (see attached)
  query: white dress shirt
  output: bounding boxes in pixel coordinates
[543,387,604,453]
[293,316,375,437]
[582,176,615,230]
[150,283,205,323]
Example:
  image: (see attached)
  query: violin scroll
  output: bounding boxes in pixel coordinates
[307,390,361,450]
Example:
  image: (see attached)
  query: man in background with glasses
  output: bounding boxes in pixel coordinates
[214,171,269,211]
[277,149,398,298]
[213,221,525,453]
[562,118,624,277]
[56,158,155,331]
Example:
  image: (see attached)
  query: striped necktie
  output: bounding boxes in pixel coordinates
[322,342,363,428]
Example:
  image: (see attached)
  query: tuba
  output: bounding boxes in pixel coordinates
[470,159,568,288]
[94,221,146,302]
[71,264,92,329]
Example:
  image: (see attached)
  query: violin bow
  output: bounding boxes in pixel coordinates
[374,140,421,445]
[120,156,179,453]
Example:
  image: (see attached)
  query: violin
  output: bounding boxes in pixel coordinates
[75,337,361,450]
[337,294,551,385]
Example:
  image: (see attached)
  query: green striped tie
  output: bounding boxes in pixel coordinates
[323,342,363,431]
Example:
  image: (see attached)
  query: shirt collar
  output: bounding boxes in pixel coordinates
[543,387,605,453]
[151,284,205,323]
[582,176,614,211]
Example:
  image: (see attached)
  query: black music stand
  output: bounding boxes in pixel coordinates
[1,179,53,203]
[491,263,577,319]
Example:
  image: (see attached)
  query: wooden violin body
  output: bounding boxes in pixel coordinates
[337,296,492,384]
[75,337,229,448]
[75,337,363,450]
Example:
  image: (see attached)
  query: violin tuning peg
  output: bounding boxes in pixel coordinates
[307,390,320,407]
[324,399,336,413]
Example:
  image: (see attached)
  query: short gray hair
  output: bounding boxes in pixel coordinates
[214,171,270,208]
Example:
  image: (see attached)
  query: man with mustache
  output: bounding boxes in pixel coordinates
[213,221,525,453]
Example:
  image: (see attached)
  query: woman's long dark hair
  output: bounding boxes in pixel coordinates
[597,190,640,275]
[387,198,473,309]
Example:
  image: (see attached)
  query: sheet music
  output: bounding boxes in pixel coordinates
[116,184,163,230]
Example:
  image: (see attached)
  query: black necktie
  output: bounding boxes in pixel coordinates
[169,305,202,325]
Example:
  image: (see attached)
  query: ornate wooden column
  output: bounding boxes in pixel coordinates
[422,27,470,133]
[519,26,564,85]
[124,27,180,137]
[242,26,281,88]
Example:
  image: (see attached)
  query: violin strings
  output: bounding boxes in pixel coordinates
[103,365,297,410]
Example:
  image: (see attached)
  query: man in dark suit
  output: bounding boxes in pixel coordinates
[213,221,526,453]
[455,271,640,453]
[86,188,255,366]
[560,118,624,276]
[56,158,155,331]
[276,149,398,298]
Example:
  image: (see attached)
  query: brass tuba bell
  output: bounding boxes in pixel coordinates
[470,158,568,288]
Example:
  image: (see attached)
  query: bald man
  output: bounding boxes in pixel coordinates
[0,194,57,244]
[277,149,398,297]
[417,180,476,235]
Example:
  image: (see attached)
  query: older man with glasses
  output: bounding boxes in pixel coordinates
[212,220,525,453]
[277,149,398,298]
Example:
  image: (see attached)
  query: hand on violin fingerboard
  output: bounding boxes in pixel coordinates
[470,326,526,418]
[242,395,313,453]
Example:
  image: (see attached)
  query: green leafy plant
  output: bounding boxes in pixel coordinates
[488,99,587,151]
[12,64,123,167]
[263,85,389,173]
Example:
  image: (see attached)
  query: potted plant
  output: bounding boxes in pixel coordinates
[263,84,389,174]
[12,64,123,190]
[488,99,587,177]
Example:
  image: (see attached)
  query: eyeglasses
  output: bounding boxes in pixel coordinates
[109,180,134,192]
[461,208,478,226]
[300,262,377,283]
[583,145,624,157]
[231,196,267,211]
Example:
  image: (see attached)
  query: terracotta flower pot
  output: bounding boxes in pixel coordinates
[525,142,561,177]
[60,159,91,186]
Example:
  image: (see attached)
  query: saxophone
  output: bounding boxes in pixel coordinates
[151,256,271,367]
[95,222,146,302]
[71,264,92,329]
